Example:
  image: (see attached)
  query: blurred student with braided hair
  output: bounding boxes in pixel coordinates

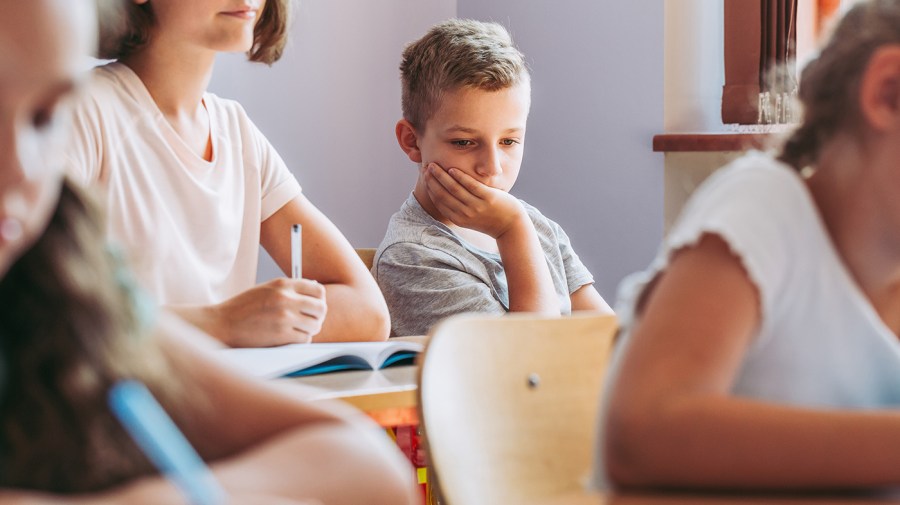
[0,1,417,503]
[599,0,900,491]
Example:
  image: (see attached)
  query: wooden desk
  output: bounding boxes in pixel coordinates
[289,335,425,426]
[291,365,418,426]
[534,491,900,505]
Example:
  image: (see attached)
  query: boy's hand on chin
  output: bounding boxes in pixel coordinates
[424,162,526,239]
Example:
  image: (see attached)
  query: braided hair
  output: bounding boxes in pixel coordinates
[779,0,900,170]
[0,181,184,492]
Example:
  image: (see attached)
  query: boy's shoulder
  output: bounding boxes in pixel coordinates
[518,198,548,221]
[516,197,565,237]
[380,194,464,251]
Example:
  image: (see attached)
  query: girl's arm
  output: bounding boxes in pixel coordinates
[0,485,321,505]
[604,234,900,490]
[570,284,614,314]
[161,314,417,504]
[0,315,417,505]
[261,194,391,342]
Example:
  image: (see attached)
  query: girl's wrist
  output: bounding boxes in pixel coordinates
[91,477,187,505]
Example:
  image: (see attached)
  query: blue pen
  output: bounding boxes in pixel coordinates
[108,380,228,505]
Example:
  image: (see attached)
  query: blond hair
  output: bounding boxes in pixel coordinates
[400,19,529,130]
[97,0,291,65]
[779,0,900,170]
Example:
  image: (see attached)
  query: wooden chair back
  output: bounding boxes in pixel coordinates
[355,248,377,270]
[418,312,617,505]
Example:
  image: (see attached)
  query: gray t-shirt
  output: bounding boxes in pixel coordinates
[373,193,595,336]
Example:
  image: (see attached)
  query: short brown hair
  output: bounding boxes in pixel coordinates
[400,19,529,130]
[97,0,291,65]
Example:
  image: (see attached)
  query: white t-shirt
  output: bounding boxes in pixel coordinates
[593,152,900,487]
[66,62,302,305]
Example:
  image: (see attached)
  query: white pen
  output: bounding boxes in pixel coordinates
[291,223,302,279]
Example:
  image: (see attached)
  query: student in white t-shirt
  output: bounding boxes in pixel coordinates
[599,0,900,491]
[67,1,390,346]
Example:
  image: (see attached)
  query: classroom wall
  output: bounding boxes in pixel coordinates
[661,1,733,234]
[209,0,457,280]
[456,1,665,298]
[210,0,665,301]
[664,0,725,132]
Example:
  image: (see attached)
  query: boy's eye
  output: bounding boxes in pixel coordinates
[500,139,521,146]
[450,139,474,147]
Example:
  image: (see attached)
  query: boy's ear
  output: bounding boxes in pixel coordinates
[396,119,423,163]
[860,45,900,131]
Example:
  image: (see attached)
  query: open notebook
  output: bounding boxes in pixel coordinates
[218,341,423,379]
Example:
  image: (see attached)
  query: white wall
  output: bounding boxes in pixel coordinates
[211,0,664,301]
[456,0,665,298]
[664,0,724,132]
[209,0,456,280]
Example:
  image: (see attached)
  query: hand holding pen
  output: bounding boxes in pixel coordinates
[210,279,326,347]
[192,223,326,347]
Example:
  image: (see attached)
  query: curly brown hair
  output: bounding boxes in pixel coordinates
[97,0,292,65]
[0,181,187,492]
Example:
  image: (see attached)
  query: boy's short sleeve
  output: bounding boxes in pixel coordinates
[376,242,506,337]
[524,202,595,297]
[549,219,595,294]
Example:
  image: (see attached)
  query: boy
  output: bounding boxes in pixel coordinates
[373,19,612,337]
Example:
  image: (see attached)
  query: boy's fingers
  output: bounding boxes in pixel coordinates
[447,167,486,196]
[426,181,468,220]
[429,164,476,203]
[426,170,465,209]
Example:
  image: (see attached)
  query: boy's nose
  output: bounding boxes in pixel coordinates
[475,148,503,179]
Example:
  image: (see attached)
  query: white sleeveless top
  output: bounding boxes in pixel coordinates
[593,152,900,487]
[66,62,302,305]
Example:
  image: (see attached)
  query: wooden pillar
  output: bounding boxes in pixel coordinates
[722,0,762,124]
